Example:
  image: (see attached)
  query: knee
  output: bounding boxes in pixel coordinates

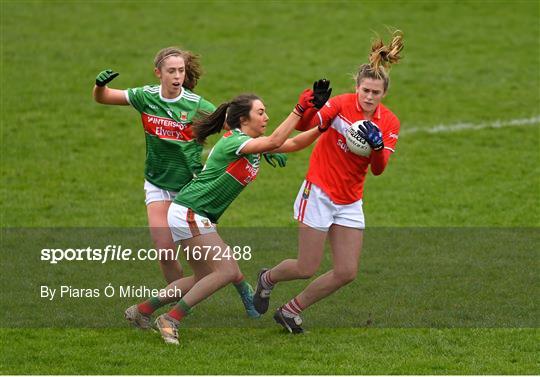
[221,264,242,283]
[154,239,175,252]
[333,268,357,285]
[158,249,179,263]
[159,257,180,267]
[296,264,317,280]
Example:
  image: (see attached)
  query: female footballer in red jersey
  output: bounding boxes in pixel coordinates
[124,81,332,344]
[93,47,260,318]
[253,31,404,333]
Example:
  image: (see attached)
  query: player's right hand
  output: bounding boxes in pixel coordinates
[294,89,315,116]
[312,79,332,109]
[95,69,119,87]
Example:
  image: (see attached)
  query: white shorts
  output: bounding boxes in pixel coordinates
[144,180,178,206]
[167,202,217,242]
[293,180,365,232]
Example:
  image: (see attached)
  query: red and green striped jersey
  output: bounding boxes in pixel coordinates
[175,129,261,223]
[125,85,215,191]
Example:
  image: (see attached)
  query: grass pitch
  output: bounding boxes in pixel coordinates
[1,0,539,374]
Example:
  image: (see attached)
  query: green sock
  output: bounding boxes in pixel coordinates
[137,296,164,315]
[234,279,251,294]
[168,299,192,321]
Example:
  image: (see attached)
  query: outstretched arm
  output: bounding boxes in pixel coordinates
[239,111,304,154]
[240,89,315,154]
[93,69,129,105]
[241,79,332,154]
[271,127,322,153]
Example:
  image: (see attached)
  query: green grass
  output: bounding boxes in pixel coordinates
[1,328,538,374]
[1,0,539,374]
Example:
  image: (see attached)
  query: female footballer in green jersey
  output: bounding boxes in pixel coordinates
[125,81,332,344]
[93,47,259,317]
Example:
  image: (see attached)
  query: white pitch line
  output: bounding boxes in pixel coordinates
[201,115,540,155]
[401,115,540,135]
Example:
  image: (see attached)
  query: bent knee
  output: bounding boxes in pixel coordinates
[296,265,317,279]
[158,249,178,262]
[159,258,181,267]
[334,269,357,285]
[220,264,242,283]
[153,240,175,252]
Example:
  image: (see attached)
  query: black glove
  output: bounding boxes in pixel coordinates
[312,79,332,109]
[358,120,384,151]
[263,153,287,168]
[95,69,119,87]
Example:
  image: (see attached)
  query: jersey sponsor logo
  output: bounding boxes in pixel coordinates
[141,113,193,141]
[226,156,260,186]
[337,138,350,153]
[389,132,399,139]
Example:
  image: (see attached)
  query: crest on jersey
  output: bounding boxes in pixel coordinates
[180,111,188,122]
[201,219,211,228]
[302,185,311,199]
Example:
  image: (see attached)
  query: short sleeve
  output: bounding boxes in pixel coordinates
[125,87,145,113]
[222,131,252,158]
[198,98,216,115]
[315,96,342,129]
[382,116,400,153]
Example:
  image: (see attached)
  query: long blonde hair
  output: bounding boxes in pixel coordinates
[355,30,404,92]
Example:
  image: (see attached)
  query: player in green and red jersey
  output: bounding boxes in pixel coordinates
[93,47,259,318]
[125,81,332,345]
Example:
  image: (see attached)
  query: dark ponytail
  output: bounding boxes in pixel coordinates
[193,94,261,145]
[193,102,229,144]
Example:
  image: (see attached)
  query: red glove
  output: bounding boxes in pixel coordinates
[294,89,315,116]
[295,107,319,131]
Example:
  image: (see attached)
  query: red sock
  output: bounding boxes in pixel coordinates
[281,297,304,318]
[137,297,162,315]
[262,270,275,289]
[167,299,192,321]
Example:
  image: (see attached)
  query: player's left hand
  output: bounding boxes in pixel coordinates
[358,120,384,151]
[263,153,288,168]
[295,89,315,115]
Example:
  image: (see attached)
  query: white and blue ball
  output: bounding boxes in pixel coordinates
[345,120,373,157]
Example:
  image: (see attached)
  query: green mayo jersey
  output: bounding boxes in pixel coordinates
[125,85,215,191]
[175,129,261,223]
